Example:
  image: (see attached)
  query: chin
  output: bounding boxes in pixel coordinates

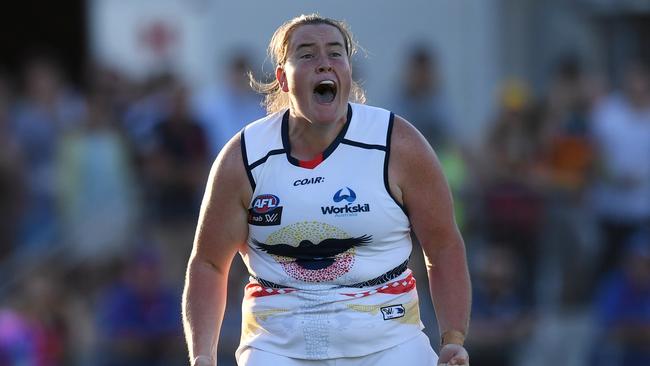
[310,101,346,123]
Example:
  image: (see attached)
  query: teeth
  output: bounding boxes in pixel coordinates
[319,80,335,86]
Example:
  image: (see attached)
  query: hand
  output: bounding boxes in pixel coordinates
[437,343,469,365]
[191,355,215,366]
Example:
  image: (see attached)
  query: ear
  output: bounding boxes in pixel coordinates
[276,66,289,92]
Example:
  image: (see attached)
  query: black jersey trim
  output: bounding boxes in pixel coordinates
[240,128,256,191]
[341,139,386,151]
[282,104,353,168]
[384,112,408,216]
[249,149,286,170]
[322,104,353,159]
[345,259,409,288]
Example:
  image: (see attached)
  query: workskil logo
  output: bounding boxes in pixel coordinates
[249,194,282,226]
[333,187,356,203]
[321,187,370,217]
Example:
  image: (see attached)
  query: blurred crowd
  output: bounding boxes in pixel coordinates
[0,46,648,366]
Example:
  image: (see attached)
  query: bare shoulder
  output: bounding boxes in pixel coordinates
[208,133,252,208]
[389,115,458,248]
[390,115,437,164]
[193,132,252,264]
[388,115,440,202]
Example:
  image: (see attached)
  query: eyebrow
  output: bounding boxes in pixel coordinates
[295,42,345,52]
[326,42,345,48]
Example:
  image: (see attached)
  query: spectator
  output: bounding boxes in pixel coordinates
[390,45,453,151]
[484,79,545,182]
[56,91,140,265]
[539,56,596,194]
[95,247,184,366]
[466,245,535,366]
[11,55,85,250]
[590,58,650,279]
[121,72,176,156]
[1,267,84,365]
[192,52,265,157]
[537,56,600,306]
[592,230,650,366]
[480,80,546,302]
[144,81,209,223]
[391,45,472,230]
[0,307,38,365]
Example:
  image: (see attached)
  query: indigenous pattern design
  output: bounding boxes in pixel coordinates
[256,221,369,282]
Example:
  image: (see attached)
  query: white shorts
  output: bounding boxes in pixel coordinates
[236,331,438,366]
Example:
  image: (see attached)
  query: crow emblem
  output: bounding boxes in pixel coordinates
[252,235,372,270]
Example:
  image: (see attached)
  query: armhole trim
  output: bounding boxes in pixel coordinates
[240,128,256,191]
[384,112,408,216]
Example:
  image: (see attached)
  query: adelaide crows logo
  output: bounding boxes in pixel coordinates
[253,222,372,282]
[253,235,371,270]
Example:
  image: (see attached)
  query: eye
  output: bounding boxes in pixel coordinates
[300,54,313,59]
[330,52,342,57]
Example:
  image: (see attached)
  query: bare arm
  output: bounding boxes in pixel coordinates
[182,134,251,365]
[388,116,471,363]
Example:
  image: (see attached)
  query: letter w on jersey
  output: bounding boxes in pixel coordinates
[380,304,405,320]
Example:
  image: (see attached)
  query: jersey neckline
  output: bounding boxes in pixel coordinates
[281,104,353,170]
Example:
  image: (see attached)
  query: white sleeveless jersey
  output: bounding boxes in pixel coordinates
[237,103,424,360]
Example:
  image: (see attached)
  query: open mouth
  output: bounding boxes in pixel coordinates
[313,80,337,104]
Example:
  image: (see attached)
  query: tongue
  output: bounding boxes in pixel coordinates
[314,88,335,104]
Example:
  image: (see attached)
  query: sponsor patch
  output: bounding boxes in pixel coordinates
[249,207,282,226]
[249,194,282,226]
[251,194,280,213]
[322,187,370,217]
[380,304,405,320]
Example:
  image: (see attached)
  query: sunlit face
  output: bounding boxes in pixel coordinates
[276,23,352,125]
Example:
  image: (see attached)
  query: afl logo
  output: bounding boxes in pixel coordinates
[252,194,280,214]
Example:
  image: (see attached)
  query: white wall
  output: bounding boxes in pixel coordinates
[89,0,215,83]
[90,0,502,144]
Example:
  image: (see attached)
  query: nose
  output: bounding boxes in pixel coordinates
[317,63,333,73]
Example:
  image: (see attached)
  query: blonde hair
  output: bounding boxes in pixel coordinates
[250,14,366,115]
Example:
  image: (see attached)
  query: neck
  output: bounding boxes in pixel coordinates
[287,111,347,161]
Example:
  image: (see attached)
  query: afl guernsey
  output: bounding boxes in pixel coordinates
[237,103,424,360]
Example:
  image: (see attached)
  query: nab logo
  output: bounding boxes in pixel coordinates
[333,187,356,203]
[252,194,280,214]
[380,304,405,320]
[249,194,282,226]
